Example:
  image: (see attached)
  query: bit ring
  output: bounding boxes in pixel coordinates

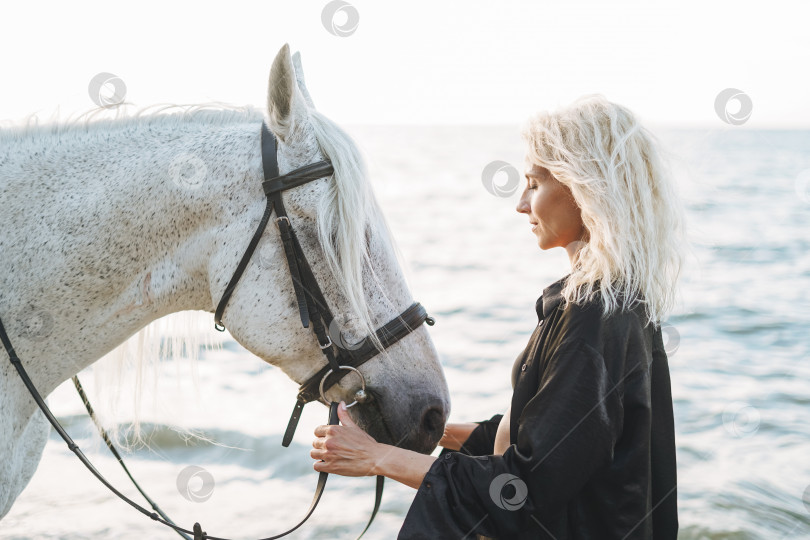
[319,365,365,409]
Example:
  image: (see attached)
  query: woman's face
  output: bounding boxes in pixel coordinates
[516,163,587,263]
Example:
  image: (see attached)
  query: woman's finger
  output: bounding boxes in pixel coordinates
[336,401,355,425]
[313,424,333,437]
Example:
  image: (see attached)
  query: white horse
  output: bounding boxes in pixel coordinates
[0,44,450,520]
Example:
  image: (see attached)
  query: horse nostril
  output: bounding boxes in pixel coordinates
[421,407,445,434]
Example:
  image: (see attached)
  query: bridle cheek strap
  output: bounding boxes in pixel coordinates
[213,197,275,331]
[271,203,311,329]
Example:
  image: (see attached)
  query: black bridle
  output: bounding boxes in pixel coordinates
[0,121,435,540]
[216,122,434,446]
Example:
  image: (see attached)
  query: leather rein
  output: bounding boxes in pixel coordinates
[0,121,435,539]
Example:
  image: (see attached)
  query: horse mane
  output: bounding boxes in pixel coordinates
[0,101,263,143]
[14,102,408,452]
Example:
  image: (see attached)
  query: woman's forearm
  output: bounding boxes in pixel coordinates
[439,422,480,451]
[371,443,437,490]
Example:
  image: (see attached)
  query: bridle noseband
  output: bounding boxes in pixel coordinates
[0,121,435,540]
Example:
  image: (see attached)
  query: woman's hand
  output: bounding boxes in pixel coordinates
[312,401,439,489]
[311,401,382,477]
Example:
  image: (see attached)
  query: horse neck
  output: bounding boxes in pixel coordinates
[0,117,264,394]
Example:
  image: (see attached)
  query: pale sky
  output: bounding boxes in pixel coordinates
[1,0,808,128]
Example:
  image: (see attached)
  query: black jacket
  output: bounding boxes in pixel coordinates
[398,274,678,539]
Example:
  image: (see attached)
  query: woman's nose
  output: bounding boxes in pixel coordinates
[516,188,529,214]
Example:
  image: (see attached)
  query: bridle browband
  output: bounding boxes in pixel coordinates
[0,121,435,540]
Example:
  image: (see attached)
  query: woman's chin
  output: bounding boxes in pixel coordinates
[535,236,549,249]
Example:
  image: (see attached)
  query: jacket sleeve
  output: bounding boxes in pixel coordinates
[438,413,504,459]
[398,338,626,539]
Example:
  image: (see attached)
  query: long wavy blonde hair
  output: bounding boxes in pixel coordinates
[521,94,689,327]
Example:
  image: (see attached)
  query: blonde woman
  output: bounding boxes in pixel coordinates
[310,94,687,540]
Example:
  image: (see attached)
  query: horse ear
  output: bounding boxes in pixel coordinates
[292,51,316,109]
[267,43,309,143]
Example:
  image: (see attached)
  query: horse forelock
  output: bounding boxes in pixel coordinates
[307,109,404,355]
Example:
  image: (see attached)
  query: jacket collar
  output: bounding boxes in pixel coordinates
[536,273,570,321]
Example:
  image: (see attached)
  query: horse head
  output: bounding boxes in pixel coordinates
[209,44,450,453]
